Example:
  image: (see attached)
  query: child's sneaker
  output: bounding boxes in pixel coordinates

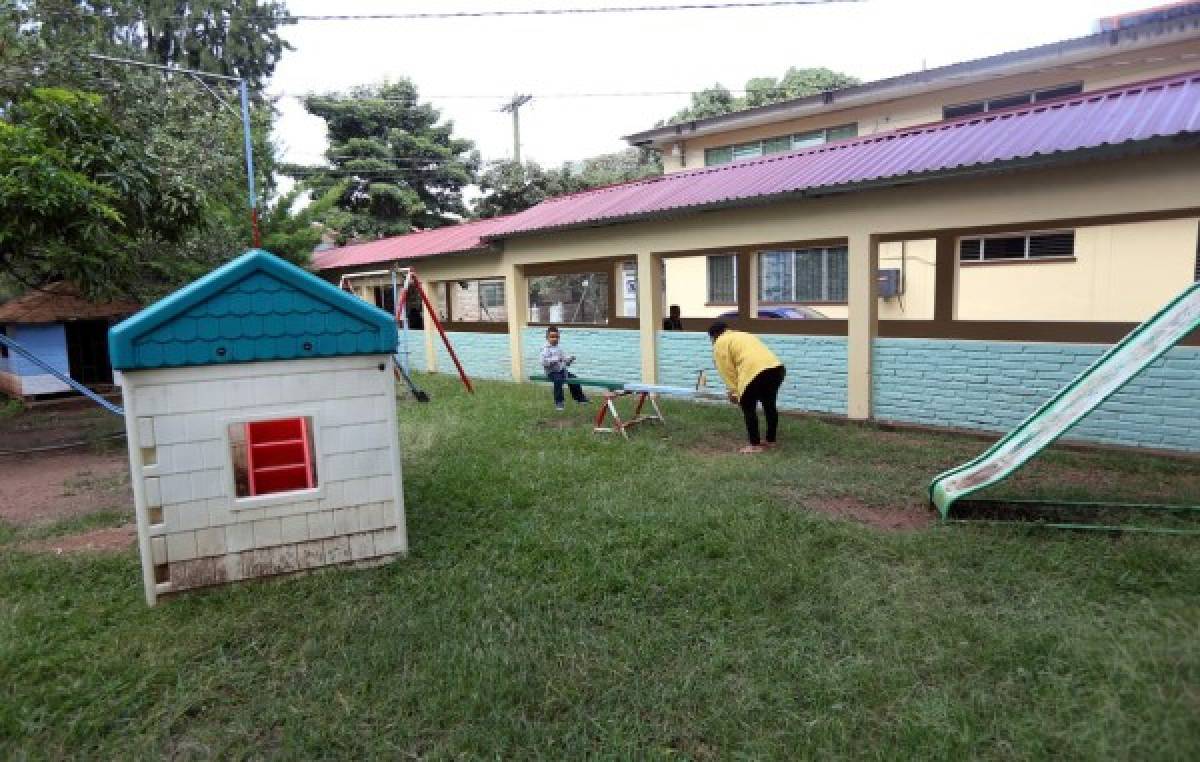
[555,402,565,411]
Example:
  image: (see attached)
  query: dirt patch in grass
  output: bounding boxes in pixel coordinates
[20,524,137,555]
[804,497,934,531]
[0,451,131,525]
[770,486,934,531]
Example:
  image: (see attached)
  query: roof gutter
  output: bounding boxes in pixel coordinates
[486,134,1200,241]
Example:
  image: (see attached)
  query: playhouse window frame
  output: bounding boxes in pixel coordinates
[222,407,326,510]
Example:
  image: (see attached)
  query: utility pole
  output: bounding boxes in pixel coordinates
[498,94,532,165]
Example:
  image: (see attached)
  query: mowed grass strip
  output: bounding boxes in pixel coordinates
[2,373,1198,759]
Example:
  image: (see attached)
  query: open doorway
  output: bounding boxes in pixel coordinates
[65,320,114,386]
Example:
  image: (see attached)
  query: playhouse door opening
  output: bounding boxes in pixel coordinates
[65,320,114,386]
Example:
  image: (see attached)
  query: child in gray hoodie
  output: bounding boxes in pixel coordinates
[541,326,589,411]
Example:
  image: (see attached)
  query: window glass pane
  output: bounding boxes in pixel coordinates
[704,147,733,166]
[825,123,858,142]
[371,285,395,316]
[982,236,1027,260]
[793,249,825,301]
[451,279,508,322]
[707,255,736,303]
[945,102,986,119]
[758,251,794,302]
[620,261,638,318]
[1028,232,1075,258]
[987,92,1033,111]
[763,136,792,154]
[527,274,610,324]
[1035,83,1083,102]
[825,247,849,302]
[792,130,825,149]
[732,142,763,160]
[959,238,982,261]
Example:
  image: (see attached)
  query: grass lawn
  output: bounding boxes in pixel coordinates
[2,373,1199,759]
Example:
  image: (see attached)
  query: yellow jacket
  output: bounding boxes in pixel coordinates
[712,330,783,397]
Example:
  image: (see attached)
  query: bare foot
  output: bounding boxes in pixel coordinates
[739,445,766,454]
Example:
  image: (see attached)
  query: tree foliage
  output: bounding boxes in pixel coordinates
[12,0,293,91]
[0,1,296,299]
[292,80,481,240]
[472,148,662,219]
[663,67,860,125]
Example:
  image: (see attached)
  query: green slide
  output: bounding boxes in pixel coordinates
[930,281,1200,517]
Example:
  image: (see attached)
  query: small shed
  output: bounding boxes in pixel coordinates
[109,249,406,605]
[0,283,140,398]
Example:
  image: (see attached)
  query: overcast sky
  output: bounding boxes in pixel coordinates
[268,0,1154,169]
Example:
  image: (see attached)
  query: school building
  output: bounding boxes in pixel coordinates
[316,4,1200,454]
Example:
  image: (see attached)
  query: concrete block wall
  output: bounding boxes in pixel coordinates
[123,354,405,599]
[874,339,1200,452]
[523,328,641,382]
[658,331,849,415]
[5,323,70,395]
[437,331,511,380]
[398,329,426,372]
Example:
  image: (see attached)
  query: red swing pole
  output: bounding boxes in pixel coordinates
[411,272,474,394]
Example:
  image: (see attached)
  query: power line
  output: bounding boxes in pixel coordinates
[41,1,865,23]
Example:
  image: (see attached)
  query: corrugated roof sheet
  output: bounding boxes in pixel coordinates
[488,70,1200,239]
[311,215,511,271]
[0,282,140,324]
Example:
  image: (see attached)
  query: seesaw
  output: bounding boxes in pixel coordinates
[529,373,725,438]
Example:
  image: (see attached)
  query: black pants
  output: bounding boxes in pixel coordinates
[740,366,786,445]
[548,369,587,405]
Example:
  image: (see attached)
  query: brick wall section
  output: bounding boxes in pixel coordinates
[437,331,512,380]
[658,331,848,415]
[874,339,1200,453]
[523,328,641,382]
[398,329,426,372]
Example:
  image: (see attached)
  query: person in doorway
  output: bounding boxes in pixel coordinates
[541,326,589,411]
[662,304,684,331]
[708,322,786,454]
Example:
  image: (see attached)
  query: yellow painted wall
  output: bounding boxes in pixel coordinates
[665,40,1200,172]
[957,218,1200,321]
[664,255,730,317]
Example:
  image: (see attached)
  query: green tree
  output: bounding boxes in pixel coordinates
[13,0,294,91]
[294,80,481,239]
[472,148,662,219]
[663,67,860,125]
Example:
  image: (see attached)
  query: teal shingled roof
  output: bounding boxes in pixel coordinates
[109,249,397,371]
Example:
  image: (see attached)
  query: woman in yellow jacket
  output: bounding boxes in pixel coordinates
[708,322,787,454]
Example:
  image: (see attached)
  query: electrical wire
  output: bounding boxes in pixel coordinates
[36,1,866,24]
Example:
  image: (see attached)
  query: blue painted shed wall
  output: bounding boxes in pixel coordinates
[8,324,70,394]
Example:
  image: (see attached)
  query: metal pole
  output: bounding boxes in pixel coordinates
[239,80,260,248]
[512,105,522,165]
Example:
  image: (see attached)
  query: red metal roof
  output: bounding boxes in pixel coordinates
[487,70,1200,239]
[311,215,512,271]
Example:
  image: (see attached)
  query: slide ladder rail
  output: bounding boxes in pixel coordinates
[929,281,1200,517]
[0,333,125,416]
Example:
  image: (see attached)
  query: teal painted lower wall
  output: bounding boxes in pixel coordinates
[436,331,511,380]
[398,330,426,372]
[874,339,1200,453]
[523,328,641,382]
[658,331,848,415]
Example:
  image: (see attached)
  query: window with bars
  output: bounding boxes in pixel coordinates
[478,281,505,308]
[943,82,1083,119]
[707,255,737,303]
[758,247,848,303]
[958,231,1075,262]
[703,123,858,166]
[371,285,396,315]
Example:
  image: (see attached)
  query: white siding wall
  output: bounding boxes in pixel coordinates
[120,354,406,603]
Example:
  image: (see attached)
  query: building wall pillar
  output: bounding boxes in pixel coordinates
[504,262,528,381]
[847,233,878,420]
[636,250,663,383]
